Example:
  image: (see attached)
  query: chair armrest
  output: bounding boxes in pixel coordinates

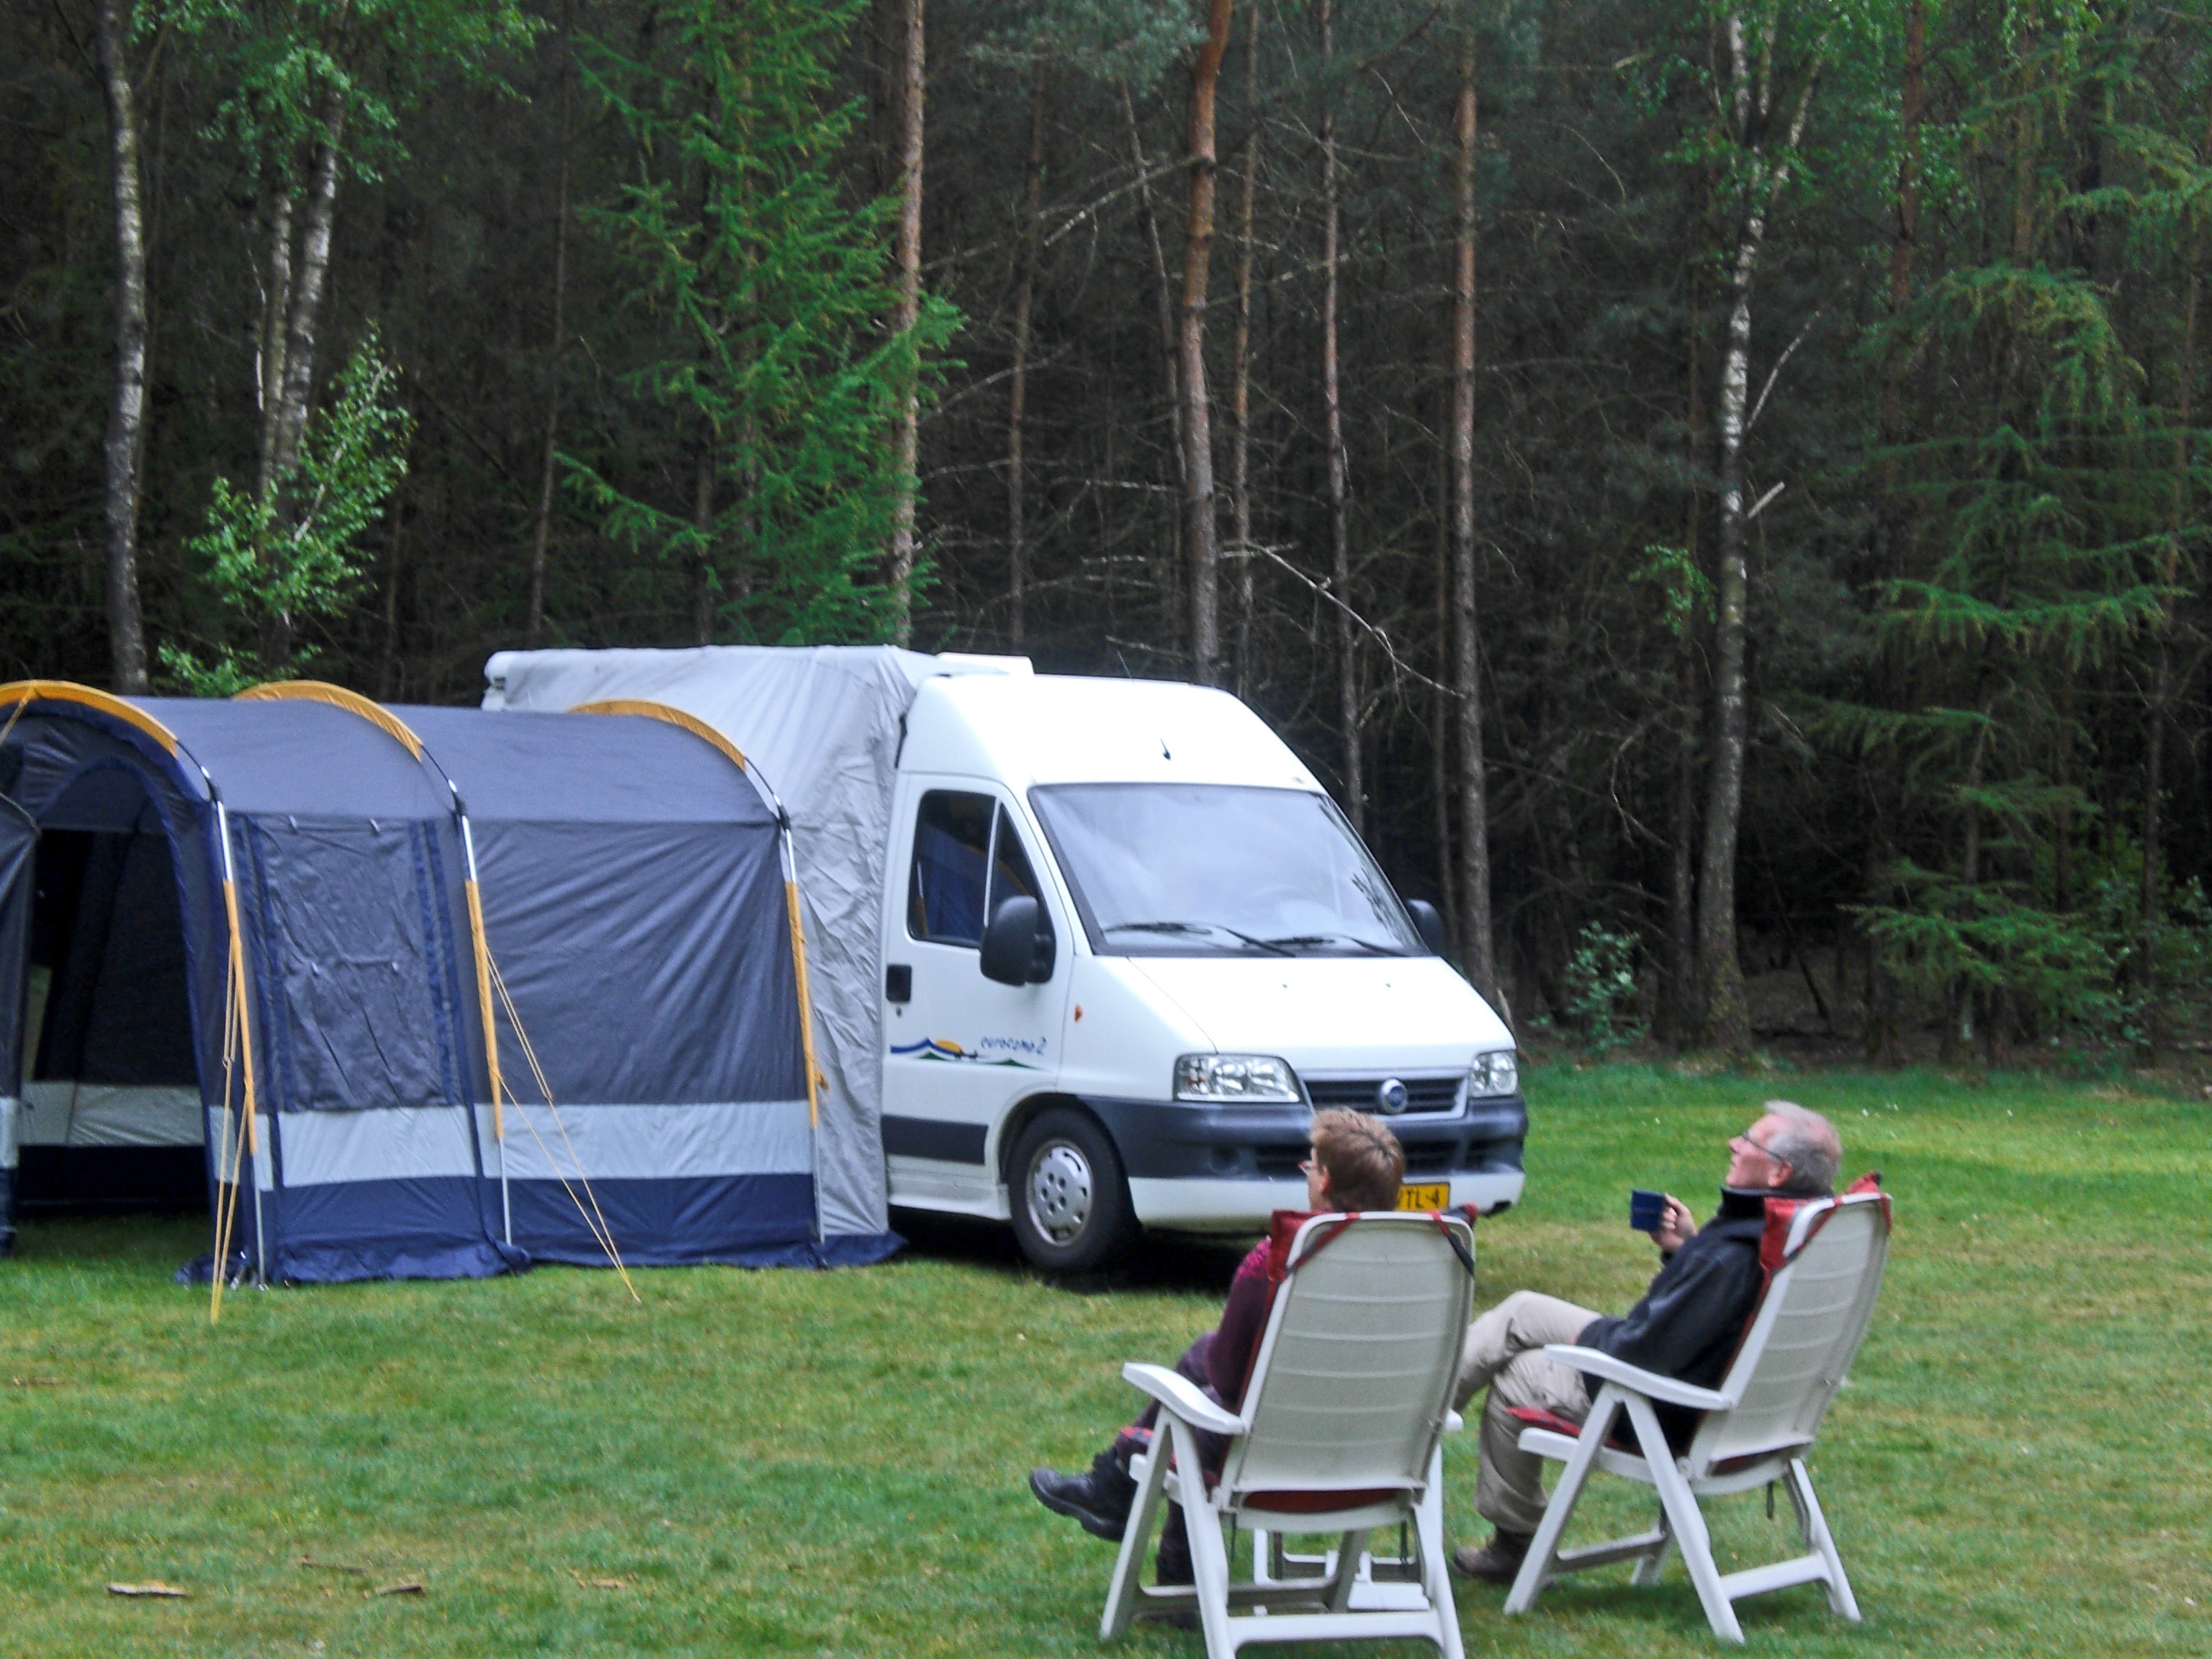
[1541,1346,1733,1411]
[1120,1363,1244,1437]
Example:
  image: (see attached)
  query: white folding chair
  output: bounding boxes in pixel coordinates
[1101,1210,1476,1659]
[1501,1187,1892,1642]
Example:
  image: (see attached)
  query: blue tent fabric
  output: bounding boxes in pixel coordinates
[0,691,846,1282]
[0,796,35,1255]
[397,707,815,1267]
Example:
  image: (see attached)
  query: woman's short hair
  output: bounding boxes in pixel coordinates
[1309,1108,1406,1212]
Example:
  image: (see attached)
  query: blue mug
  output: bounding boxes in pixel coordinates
[1629,1189,1667,1233]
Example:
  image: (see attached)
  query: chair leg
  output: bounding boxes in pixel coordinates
[1785,1457,1860,1622]
[1629,1506,1673,1586]
[1326,1529,1370,1612]
[1416,1445,1467,1659]
[1101,1435,1171,1640]
[1169,1419,1238,1659]
[1625,1395,1743,1645]
[1504,1386,1623,1615]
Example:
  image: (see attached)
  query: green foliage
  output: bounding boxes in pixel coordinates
[568,0,958,645]
[163,0,540,186]
[1826,1,2212,1053]
[1563,921,1647,1053]
[986,0,1201,86]
[1632,543,1713,638]
[160,333,411,693]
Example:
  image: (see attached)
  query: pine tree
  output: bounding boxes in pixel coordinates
[570,0,956,645]
[1842,1,2207,1059]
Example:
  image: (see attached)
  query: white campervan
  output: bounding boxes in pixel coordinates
[487,647,1524,1269]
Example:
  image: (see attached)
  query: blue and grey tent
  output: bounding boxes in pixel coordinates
[0,680,852,1280]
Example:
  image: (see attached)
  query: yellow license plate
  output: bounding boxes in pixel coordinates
[1397,1182,1451,1212]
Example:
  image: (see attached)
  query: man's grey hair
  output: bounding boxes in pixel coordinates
[1761,1100,1840,1195]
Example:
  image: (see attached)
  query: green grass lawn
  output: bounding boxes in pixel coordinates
[1,1064,2207,1657]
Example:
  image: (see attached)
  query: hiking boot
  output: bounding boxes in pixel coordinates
[1029,1451,1138,1541]
[1450,1529,1534,1585]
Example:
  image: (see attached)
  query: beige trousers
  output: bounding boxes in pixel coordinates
[1454,1290,1600,1536]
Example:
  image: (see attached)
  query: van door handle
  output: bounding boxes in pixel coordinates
[886,963,912,1003]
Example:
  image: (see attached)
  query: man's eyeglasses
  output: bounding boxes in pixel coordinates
[1730,1130,1786,1163]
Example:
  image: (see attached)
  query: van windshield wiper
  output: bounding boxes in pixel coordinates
[1259,931,1404,956]
[1101,920,1295,956]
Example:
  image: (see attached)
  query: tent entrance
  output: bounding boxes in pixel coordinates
[17,823,205,1211]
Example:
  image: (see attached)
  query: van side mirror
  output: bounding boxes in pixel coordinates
[981,896,1053,986]
[1406,899,1447,956]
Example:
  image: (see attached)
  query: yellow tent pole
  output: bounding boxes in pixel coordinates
[0,680,179,754]
[567,698,747,770]
[214,802,264,1300]
[463,853,512,1246]
[235,680,423,757]
[785,864,822,1128]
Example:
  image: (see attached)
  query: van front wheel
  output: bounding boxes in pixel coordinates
[1009,1108,1137,1272]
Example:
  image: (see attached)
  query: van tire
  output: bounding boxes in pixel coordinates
[1008,1108,1137,1272]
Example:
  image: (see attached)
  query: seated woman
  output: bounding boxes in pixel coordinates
[1027,1108,1406,1582]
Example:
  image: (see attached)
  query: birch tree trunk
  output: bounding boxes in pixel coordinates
[526,0,576,647]
[260,72,351,669]
[1228,6,1259,691]
[886,0,925,643]
[1694,14,1817,1050]
[1006,57,1047,647]
[95,0,150,693]
[1179,0,1233,687]
[1320,0,1361,831]
[255,189,294,501]
[1449,13,1495,999]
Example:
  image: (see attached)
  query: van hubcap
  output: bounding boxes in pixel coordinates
[1026,1143,1094,1245]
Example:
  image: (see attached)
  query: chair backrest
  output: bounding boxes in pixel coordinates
[1686,1190,1892,1478]
[1216,1211,1475,1509]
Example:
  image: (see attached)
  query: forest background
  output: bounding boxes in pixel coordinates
[6,0,2212,1069]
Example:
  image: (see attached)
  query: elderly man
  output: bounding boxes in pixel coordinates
[1449,1099,1843,1583]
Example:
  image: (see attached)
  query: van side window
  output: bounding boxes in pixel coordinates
[909,791,995,944]
[909,794,1055,951]
[989,807,1053,956]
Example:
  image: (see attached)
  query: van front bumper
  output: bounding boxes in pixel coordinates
[1079,1093,1527,1229]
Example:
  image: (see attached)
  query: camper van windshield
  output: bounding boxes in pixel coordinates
[1029,784,1424,957]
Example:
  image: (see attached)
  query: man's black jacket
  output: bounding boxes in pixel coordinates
[1573,1186,1794,1448]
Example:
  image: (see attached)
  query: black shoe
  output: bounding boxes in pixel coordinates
[1450,1529,1534,1585]
[1029,1451,1137,1540]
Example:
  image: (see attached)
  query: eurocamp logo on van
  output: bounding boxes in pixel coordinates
[891,1036,1048,1069]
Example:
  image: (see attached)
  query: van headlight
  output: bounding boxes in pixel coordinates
[1469,1049,1519,1097]
[1174,1053,1303,1103]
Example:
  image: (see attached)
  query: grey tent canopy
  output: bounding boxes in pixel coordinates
[483,645,1025,1244]
[0,679,879,1279]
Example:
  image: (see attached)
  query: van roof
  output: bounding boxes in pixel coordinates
[901,673,1325,793]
